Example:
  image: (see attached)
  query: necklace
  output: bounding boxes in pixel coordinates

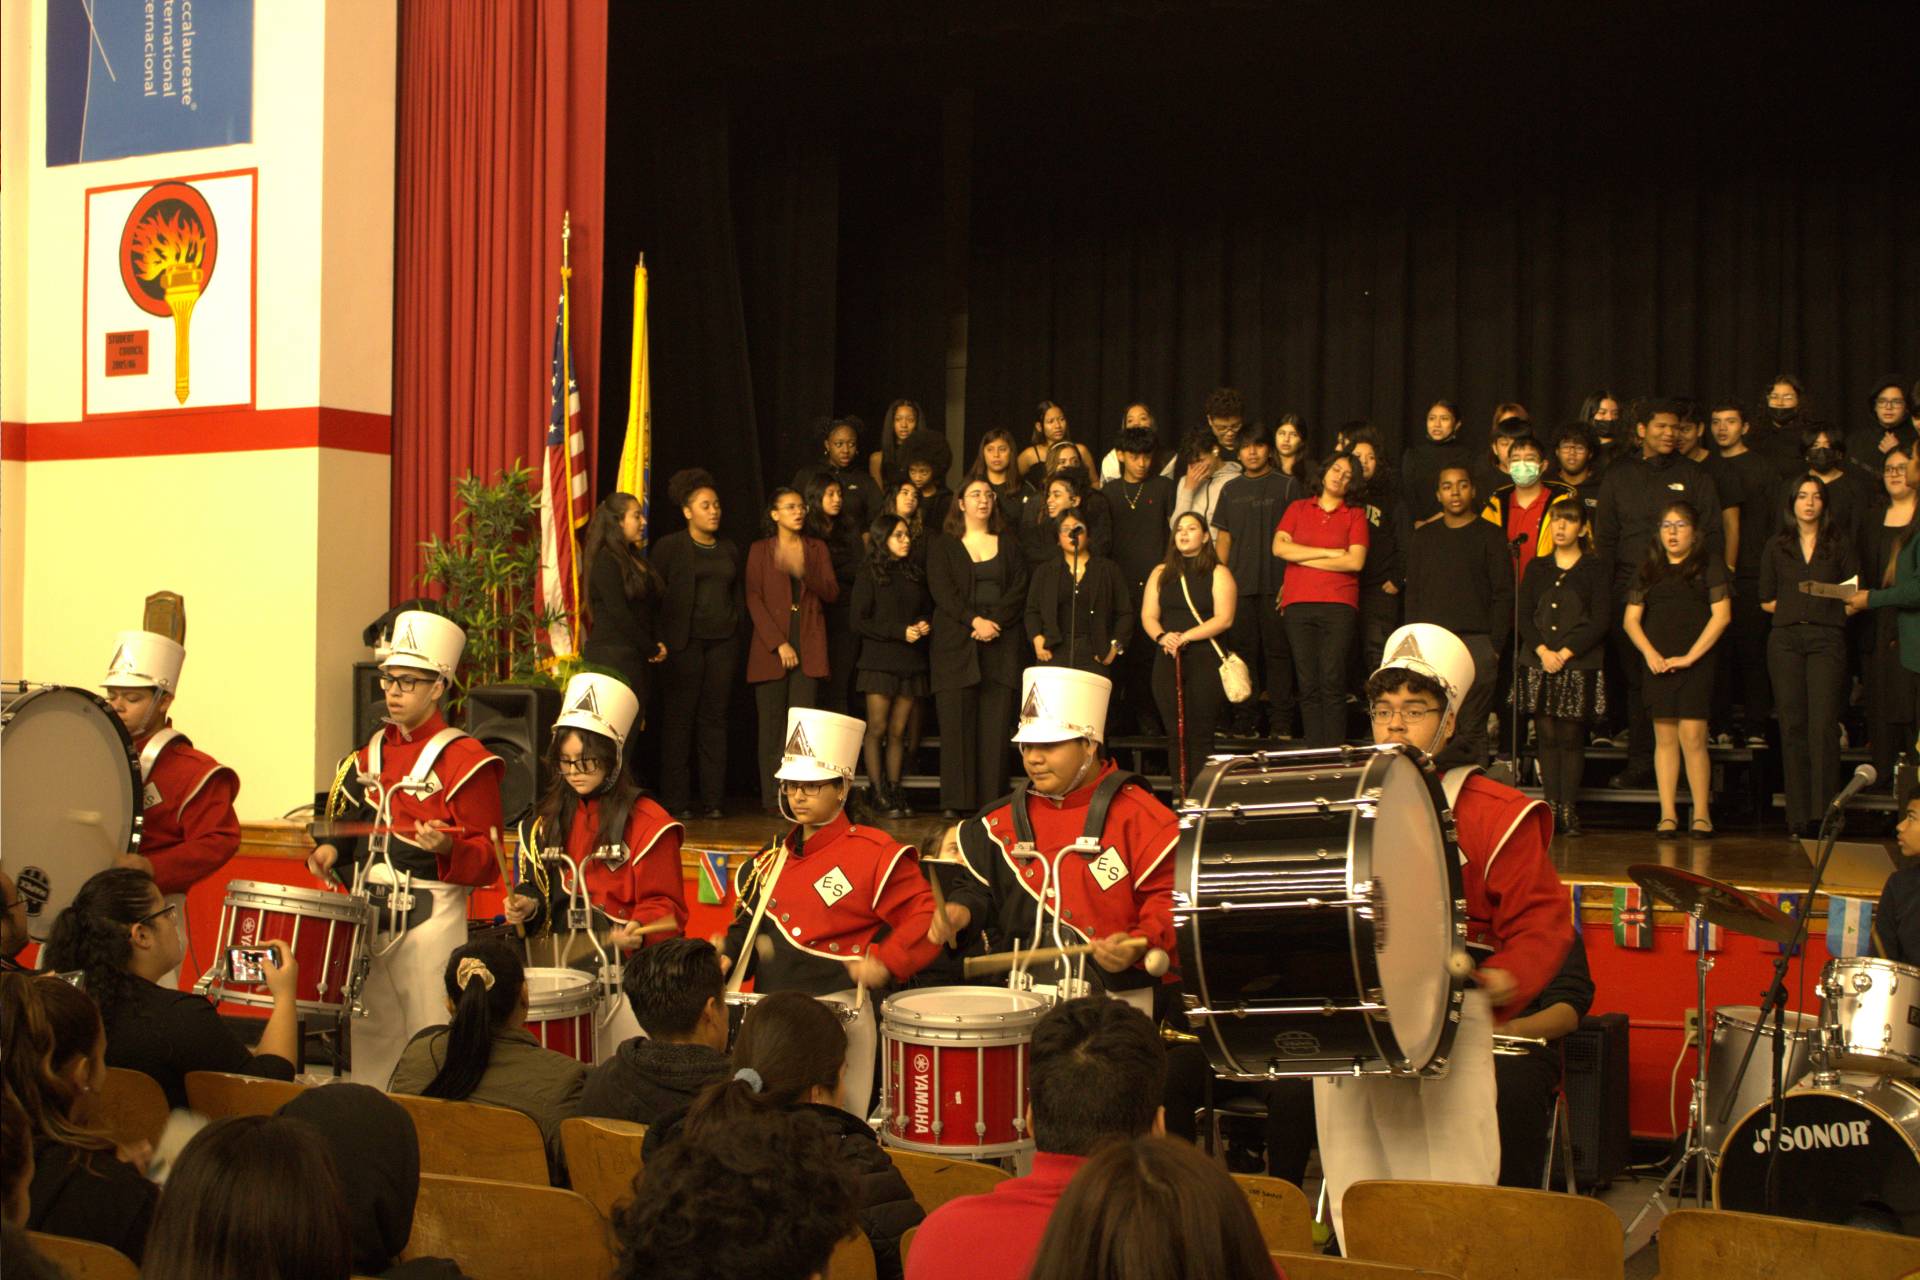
[1120,480,1145,510]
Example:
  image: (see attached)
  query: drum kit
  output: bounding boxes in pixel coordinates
[1627,862,1920,1236]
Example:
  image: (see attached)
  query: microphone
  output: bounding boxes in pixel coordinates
[1827,764,1877,812]
[1509,533,1529,549]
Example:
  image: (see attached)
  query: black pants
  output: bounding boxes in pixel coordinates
[1712,576,1771,733]
[1227,594,1294,735]
[1115,627,1162,735]
[1495,1047,1561,1189]
[755,669,820,811]
[1610,593,1654,773]
[822,606,858,718]
[1356,584,1403,701]
[658,635,738,812]
[935,678,1018,813]
[1286,602,1357,748]
[1768,623,1847,830]
[1536,715,1588,811]
[1154,643,1224,795]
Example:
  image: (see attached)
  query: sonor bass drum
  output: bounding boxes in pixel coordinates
[1715,1074,1920,1235]
[1175,743,1467,1079]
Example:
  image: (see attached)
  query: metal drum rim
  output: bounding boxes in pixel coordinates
[223,881,372,925]
[1712,1072,1920,1209]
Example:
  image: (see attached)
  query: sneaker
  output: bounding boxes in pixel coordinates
[1711,731,1733,747]
[1746,733,1769,748]
[1589,733,1615,748]
[1608,766,1654,790]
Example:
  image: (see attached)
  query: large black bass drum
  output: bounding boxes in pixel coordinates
[1715,1074,1920,1236]
[1174,743,1468,1079]
[1,683,142,940]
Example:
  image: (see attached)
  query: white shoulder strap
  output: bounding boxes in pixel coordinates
[139,727,183,784]
[401,727,468,792]
[1441,765,1481,811]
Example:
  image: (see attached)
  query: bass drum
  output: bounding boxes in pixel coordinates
[1,685,141,940]
[1715,1074,1920,1236]
[1175,744,1467,1079]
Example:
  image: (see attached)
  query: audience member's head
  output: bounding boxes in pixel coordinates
[2,1084,33,1227]
[1505,432,1546,487]
[822,416,862,469]
[1203,387,1245,444]
[1121,401,1155,432]
[1899,793,1920,860]
[1026,1135,1272,1280]
[422,938,528,1101]
[900,430,952,488]
[1435,464,1474,517]
[668,467,722,538]
[1045,468,1089,518]
[1310,451,1359,503]
[1032,400,1071,447]
[1803,423,1844,470]
[1029,997,1165,1156]
[1765,373,1804,422]
[1115,426,1158,480]
[41,867,171,1022]
[276,1085,420,1277]
[1578,389,1621,429]
[972,426,1019,482]
[1553,421,1597,476]
[143,1115,353,1280]
[622,938,727,1049]
[1424,399,1462,442]
[1707,401,1748,452]
[0,972,114,1159]
[612,1106,856,1280]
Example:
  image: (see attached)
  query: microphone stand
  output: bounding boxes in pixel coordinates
[1509,533,1527,765]
[1068,526,1083,671]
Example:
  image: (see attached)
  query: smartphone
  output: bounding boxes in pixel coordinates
[229,946,272,984]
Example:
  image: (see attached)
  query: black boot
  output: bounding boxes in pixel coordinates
[1558,802,1583,838]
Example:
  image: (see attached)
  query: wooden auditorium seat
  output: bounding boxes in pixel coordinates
[1655,1207,1920,1280]
[404,1173,612,1280]
[25,1232,139,1280]
[885,1148,1012,1214]
[559,1116,647,1219]
[1340,1181,1623,1280]
[1271,1253,1461,1280]
[1233,1172,1315,1254]
[94,1066,169,1150]
[389,1092,551,1185]
[825,1232,878,1280]
[184,1069,309,1118]
[901,1225,917,1265]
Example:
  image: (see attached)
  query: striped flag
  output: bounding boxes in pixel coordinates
[1685,916,1724,952]
[1827,896,1875,958]
[614,257,651,540]
[538,280,590,658]
[1612,886,1652,950]
[697,851,731,907]
[1771,893,1806,956]
[1569,884,1584,927]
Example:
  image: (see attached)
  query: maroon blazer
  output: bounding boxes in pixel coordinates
[744,535,840,682]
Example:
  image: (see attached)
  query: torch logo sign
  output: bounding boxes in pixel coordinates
[118,182,219,405]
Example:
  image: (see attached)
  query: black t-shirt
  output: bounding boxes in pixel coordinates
[1213,471,1299,597]
[1107,475,1176,589]
[687,539,739,640]
[1876,862,1920,967]
[102,977,296,1109]
[1713,448,1778,580]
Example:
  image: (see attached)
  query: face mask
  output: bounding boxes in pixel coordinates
[1508,461,1542,487]
[1807,447,1835,470]
[1770,406,1797,424]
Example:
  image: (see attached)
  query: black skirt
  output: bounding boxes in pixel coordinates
[855,669,929,697]
[1521,665,1609,721]
[1642,654,1716,720]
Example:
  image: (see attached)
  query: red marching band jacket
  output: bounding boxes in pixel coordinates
[519,794,688,940]
[1450,769,1573,1020]
[949,760,1178,993]
[133,724,241,895]
[725,810,940,996]
[332,712,505,887]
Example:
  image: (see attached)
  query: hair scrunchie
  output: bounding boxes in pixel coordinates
[456,957,495,991]
[733,1067,764,1094]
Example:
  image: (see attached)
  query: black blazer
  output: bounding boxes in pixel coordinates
[1517,552,1610,669]
[649,530,744,652]
[852,562,934,675]
[581,546,659,662]
[927,532,1029,692]
[1025,555,1135,657]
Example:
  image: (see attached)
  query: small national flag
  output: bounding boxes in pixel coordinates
[697,851,730,906]
[1771,893,1807,955]
[1685,917,1724,952]
[1569,884,1583,928]
[1827,896,1875,958]
[1612,886,1652,950]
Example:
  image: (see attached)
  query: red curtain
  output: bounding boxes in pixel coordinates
[391,0,608,599]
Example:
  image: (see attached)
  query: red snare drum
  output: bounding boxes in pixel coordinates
[525,967,598,1065]
[881,986,1050,1159]
[209,881,370,1016]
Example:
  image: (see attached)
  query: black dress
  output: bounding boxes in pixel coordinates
[1151,561,1225,793]
[1517,553,1611,721]
[1629,560,1729,720]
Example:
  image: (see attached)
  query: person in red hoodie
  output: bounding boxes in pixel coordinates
[906,997,1166,1280]
[307,610,504,1088]
[1314,622,1572,1246]
[102,630,240,988]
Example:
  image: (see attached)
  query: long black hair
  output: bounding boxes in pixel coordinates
[758,486,806,541]
[800,472,856,548]
[863,513,922,587]
[1635,500,1709,589]
[579,493,663,633]
[875,399,925,480]
[41,867,157,1024]
[1348,426,1399,502]
[421,940,527,1102]
[968,427,1022,496]
[535,724,645,855]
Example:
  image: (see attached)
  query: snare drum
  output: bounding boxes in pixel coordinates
[208,880,371,1016]
[1822,957,1920,1079]
[724,990,876,1117]
[594,962,643,1062]
[526,967,599,1065]
[1705,1005,1821,1148]
[1175,744,1467,1079]
[880,985,1051,1159]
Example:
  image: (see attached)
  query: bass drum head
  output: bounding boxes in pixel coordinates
[2,686,140,940]
[1361,749,1460,1072]
[1715,1075,1920,1235]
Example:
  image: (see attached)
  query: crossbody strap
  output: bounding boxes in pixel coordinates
[1177,569,1229,663]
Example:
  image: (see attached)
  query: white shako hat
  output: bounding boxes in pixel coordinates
[1012,666,1112,745]
[379,610,466,679]
[102,630,185,694]
[1372,623,1476,722]
[554,673,640,750]
[775,708,865,783]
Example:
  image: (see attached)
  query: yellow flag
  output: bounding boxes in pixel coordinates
[615,258,651,533]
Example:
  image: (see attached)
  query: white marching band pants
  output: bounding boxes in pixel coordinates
[352,880,470,1090]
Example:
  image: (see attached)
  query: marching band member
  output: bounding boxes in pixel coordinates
[101,630,240,987]
[1314,622,1572,1244]
[505,673,688,954]
[306,610,505,1089]
[933,667,1177,1009]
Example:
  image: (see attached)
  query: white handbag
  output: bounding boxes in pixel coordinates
[1179,571,1251,703]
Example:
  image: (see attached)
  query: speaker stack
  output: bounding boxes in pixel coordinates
[462,685,562,825]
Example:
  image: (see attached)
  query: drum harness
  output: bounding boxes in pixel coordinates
[1005,767,1147,1000]
[348,727,467,956]
[515,814,624,1022]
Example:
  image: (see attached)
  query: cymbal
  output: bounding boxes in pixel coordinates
[1627,864,1797,943]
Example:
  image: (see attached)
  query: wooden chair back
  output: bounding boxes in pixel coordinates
[389,1092,550,1185]
[901,1226,917,1266]
[824,1232,877,1280]
[1658,1207,1920,1280]
[1340,1180,1623,1280]
[405,1173,612,1280]
[25,1232,139,1280]
[1233,1172,1315,1254]
[184,1069,309,1118]
[559,1116,647,1219]
[94,1066,169,1150]
[1272,1251,1461,1279]
[886,1148,1012,1214]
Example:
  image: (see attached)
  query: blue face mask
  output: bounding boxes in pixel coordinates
[1508,460,1543,488]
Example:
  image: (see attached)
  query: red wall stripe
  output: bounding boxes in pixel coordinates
[0,407,391,462]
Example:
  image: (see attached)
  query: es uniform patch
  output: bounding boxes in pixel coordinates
[814,866,855,907]
[1089,848,1127,891]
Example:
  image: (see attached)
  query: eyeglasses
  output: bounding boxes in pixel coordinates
[1369,705,1438,725]
[377,674,438,693]
[781,779,836,796]
[555,757,605,776]
[1876,397,1908,410]
[1659,521,1693,532]
[136,902,180,927]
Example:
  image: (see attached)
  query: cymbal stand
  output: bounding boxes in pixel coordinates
[1625,902,1716,1237]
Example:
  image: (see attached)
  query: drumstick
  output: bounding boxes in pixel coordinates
[965,936,1153,977]
[306,819,476,840]
[66,809,105,827]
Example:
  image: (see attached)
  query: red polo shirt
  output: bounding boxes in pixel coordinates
[1276,498,1370,609]
[905,1152,1085,1280]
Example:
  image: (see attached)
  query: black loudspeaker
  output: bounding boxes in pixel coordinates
[1563,1011,1631,1188]
[349,662,386,756]
[462,685,562,826]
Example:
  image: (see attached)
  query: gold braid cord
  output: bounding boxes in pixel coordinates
[324,754,357,818]
[733,841,785,919]
[514,817,553,936]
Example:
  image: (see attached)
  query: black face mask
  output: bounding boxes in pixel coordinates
[1770,406,1798,425]
[1807,447,1836,470]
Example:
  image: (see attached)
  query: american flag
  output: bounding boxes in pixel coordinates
[539,290,589,657]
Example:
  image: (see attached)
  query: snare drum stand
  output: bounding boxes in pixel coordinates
[1625,902,1717,1238]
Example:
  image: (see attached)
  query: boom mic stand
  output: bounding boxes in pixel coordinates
[1509,532,1527,767]
[1068,525,1083,672]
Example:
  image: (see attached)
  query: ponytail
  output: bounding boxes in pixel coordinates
[421,939,525,1101]
[40,867,155,1025]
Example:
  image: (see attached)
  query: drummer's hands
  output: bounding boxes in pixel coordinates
[503,893,538,926]
[307,844,339,880]
[259,940,299,1002]
[114,852,154,875]
[845,954,891,990]
[710,932,733,975]
[1090,932,1141,974]
[1474,966,1517,1006]
[613,919,657,948]
[928,902,972,946]
[413,821,454,855]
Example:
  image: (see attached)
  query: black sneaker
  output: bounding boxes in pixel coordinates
[1608,766,1654,790]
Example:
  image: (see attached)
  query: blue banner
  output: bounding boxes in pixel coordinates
[46,0,253,167]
